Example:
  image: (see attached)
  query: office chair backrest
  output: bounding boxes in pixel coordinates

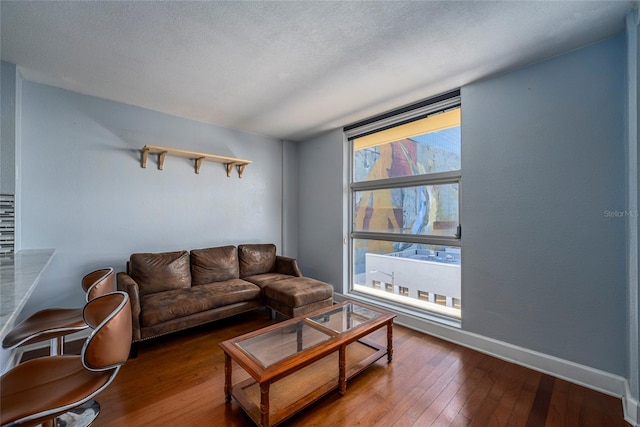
[81,291,132,371]
[82,268,115,302]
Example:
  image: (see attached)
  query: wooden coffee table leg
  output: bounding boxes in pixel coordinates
[296,322,303,352]
[387,321,394,363]
[339,345,347,395]
[224,353,232,403]
[260,382,270,427]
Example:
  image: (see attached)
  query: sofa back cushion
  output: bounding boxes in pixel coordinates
[190,245,239,285]
[129,250,191,296]
[238,244,276,277]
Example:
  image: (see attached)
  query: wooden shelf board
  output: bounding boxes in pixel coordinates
[140,144,251,177]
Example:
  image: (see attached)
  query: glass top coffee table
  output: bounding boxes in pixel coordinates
[219,301,396,427]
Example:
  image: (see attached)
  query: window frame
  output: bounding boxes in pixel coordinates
[350,170,461,246]
[346,90,462,322]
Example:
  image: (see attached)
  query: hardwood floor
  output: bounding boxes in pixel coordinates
[24,309,629,426]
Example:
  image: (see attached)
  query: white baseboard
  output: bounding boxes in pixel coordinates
[337,292,638,426]
[624,381,640,427]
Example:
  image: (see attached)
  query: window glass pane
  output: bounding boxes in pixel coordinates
[354,184,459,237]
[352,239,461,319]
[353,119,460,182]
[349,99,461,322]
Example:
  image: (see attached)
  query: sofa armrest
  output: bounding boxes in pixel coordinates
[117,272,142,342]
[275,256,302,277]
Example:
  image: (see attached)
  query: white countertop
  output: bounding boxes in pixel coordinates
[0,249,55,338]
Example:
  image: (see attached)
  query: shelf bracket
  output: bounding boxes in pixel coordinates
[237,164,247,178]
[141,147,149,169]
[224,163,234,177]
[158,151,167,170]
[195,157,205,174]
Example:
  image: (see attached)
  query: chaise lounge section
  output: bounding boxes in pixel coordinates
[117,244,333,353]
[236,244,334,318]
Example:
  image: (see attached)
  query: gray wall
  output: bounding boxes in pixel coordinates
[282,139,299,257]
[461,34,626,376]
[297,128,347,291]
[1,61,16,194]
[298,35,627,376]
[635,13,640,401]
[630,12,640,405]
[17,81,297,315]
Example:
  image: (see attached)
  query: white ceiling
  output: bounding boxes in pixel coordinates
[1,1,636,142]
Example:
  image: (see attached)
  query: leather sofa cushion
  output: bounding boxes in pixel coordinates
[129,251,191,296]
[243,272,294,289]
[140,279,261,327]
[191,245,239,285]
[238,244,276,277]
[264,277,334,307]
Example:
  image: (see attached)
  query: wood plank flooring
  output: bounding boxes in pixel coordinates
[23,308,629,426]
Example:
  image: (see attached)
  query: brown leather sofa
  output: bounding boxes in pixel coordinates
[117,244,333,354]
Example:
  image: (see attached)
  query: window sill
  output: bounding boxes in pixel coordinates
[338,289,461,329]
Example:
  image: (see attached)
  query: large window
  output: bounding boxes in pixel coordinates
[346,91,461,321]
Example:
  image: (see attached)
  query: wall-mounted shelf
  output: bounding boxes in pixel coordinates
[140,145,251,178]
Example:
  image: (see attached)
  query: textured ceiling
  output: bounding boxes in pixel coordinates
[1,1,636,142]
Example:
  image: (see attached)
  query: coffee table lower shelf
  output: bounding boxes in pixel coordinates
[230,339,386,427]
